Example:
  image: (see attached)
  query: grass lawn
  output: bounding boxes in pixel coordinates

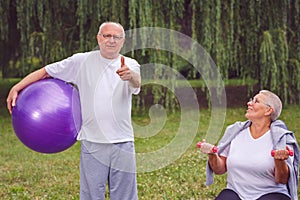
[1,104,300,199]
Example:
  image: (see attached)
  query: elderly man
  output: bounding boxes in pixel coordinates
[7,22,141,200]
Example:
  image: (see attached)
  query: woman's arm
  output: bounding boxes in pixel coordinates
[199,140,227,174]
[273,147,291,184]
[208,154,227,174]
[274,160,289,184]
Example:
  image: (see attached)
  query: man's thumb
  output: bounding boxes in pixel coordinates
[121,56,125,68]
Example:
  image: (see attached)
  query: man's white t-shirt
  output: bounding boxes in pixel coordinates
[45,50,140,143]
[221,127,290,199]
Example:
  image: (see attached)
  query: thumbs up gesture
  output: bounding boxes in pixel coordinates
[121,56,125,67]
[116,56,132,81]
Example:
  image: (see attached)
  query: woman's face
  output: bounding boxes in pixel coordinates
[245,93,272,121]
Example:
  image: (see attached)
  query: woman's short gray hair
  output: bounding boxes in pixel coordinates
[259,90,282,121]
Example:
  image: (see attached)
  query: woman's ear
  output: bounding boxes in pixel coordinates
[265,106,274,117]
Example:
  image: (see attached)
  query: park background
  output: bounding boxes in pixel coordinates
[1,0,300,199]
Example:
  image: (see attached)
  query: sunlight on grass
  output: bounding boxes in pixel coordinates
[0,105,299,199]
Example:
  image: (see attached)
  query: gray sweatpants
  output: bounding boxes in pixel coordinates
[80,140,138,200]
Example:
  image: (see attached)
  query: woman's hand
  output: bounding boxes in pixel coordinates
[198,139,218,154]
[272,146,293,160]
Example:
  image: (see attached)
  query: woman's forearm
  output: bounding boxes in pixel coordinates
[208,154,227,174]
[274,159,289,184]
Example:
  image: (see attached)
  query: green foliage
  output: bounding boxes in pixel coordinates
[287,59,300,104]
[7,56,41,77]
[1,0,300,107]
[260,31,277,90]
[259,29,290,104]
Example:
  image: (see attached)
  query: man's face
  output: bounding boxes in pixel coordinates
[97,23,125,59]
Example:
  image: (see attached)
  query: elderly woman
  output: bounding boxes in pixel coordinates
[199,90,299,200]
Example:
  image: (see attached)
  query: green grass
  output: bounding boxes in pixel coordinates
[0,78,299,199]
[188,77,257,88]
[141,77,257,89]
[1,105,300,199]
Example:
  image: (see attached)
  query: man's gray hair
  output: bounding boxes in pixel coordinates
[259,90,282,121]
[98,22,125,37]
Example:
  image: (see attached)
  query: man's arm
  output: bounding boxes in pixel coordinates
[6,67,50,114]
[116,56,141,88]
[127,70,141,88]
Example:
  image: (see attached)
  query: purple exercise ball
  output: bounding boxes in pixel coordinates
[12,78,82,154]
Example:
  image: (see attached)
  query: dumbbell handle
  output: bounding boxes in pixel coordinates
[271,149,294,157]
[197,142,218,153]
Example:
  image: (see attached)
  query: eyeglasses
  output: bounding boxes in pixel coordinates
[248,98,271,107]
[98,34,124,41]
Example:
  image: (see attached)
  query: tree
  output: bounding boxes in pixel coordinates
[1,0,300,105]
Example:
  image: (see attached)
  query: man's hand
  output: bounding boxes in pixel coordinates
[6,87,18,114]
[6,67,50,114]
[116,56,133,81]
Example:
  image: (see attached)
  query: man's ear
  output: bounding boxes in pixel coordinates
[96,34,100,41]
